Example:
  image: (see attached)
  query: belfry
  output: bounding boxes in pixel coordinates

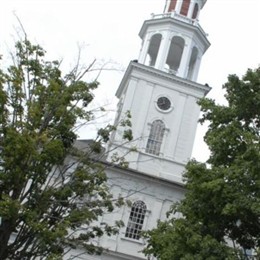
[139,0,208,80]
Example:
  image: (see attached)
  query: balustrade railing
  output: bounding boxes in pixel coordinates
[164,68,178,75]
[150,12,208,37]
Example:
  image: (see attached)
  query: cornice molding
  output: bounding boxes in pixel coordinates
[139,16,210,50]
[116,62,211,98]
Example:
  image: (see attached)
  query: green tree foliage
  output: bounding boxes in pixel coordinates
[0,39,132,259]
[143,67,260,259]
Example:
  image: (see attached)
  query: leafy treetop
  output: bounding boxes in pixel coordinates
[0,39,132,260]
[143,67,260,260]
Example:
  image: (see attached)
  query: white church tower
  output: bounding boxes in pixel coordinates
[69,1,211,259]
[108,0,210,184]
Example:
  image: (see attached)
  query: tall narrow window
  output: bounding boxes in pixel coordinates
[146,120,165,156]
[187,46,198,80]
[180,0,190,16]
[167,0,177,12]
[125,201,147,240]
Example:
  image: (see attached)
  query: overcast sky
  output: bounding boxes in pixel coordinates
[1,0,260,162]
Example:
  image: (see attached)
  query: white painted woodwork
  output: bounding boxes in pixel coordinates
[67,1,210,259]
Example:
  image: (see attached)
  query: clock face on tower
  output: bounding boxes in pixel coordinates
[157,96,171,111]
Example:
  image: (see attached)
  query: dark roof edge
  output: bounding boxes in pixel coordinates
[101,159,185,190]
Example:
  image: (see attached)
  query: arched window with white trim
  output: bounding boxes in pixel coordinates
[146,120,165,156]
[125,201,147,240]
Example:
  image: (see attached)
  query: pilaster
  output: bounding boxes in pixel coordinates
[192,54,202,81]
[187,1,195,19]
[138,33,151,64]
[175,0,183,13]
[155,33,171,70]
[177,38,192,78]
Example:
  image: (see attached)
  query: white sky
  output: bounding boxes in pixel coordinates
[1,0,260,162]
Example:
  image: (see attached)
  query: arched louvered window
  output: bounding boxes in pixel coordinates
[165,36,185,74]
[146,120,165,156]
[145,34,162,67]
[125,201,147,240]
[192,3,199,19]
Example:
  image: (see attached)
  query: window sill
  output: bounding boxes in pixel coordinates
[121,236,145,245]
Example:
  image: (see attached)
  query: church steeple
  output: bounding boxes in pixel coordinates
[107,1,210,183]
[138,0,209,81]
